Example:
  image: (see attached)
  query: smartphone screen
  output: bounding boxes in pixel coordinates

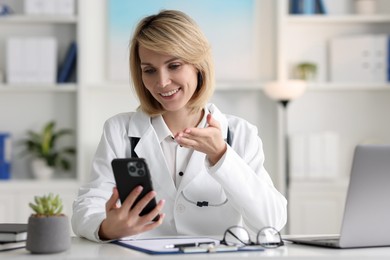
[111,158,160,221]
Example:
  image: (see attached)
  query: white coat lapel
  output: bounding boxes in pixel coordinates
[176,104,229,193]
[176,150,205,194]
[128,111,176,201]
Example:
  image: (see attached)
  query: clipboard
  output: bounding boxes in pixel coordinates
[112,236,265,255]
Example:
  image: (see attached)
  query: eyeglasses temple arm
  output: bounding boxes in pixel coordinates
[224,230,251,246]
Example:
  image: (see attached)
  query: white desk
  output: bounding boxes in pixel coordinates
[3,237,390,260]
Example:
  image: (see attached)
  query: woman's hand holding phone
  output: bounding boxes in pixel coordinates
[98,186,165,240]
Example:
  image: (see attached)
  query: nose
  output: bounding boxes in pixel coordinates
[156,70,171,88]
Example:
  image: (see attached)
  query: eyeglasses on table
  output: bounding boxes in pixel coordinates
[220,225,284,249]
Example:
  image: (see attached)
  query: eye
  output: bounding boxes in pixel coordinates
[142,67,156,74]
[169,63,181,70]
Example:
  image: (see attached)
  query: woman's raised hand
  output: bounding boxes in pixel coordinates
[175,114,227,165]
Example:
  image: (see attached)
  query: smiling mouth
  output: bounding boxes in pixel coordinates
[160,88,180,97]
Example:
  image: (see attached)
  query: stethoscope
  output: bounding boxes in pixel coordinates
[181,190,228,208]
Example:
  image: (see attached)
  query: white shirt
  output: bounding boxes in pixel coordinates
[151,109,208,187]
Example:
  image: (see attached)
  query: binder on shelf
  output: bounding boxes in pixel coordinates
[25,0,75,15]
[388,37,390,82]
[6,37,57,84]
[289,133,306,180]
[290,0,301,14]
[0,133,11,180]
[316,0,327,14]
[302,0,316,15]
[290,0,327,15]
[6,38,23,84]
[56,0,75,15]
[57,41,77,83]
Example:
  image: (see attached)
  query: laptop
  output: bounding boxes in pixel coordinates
[285,144,390,248]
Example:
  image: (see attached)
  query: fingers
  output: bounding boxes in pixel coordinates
[175,131,196,146]
[139,199,166,224]
[121,186,164,220]
[106,187,120,212]
[121,186,143,212]
[130,190,158,217]
[177,114,221,139]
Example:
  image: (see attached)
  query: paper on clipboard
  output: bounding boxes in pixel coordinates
[113,237,220,255]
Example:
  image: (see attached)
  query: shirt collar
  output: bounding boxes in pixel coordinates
[151,115,173,143]
[151,107,209,143]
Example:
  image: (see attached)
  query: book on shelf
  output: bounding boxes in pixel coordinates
[316,0,327,14]
[0,223,28,242]
[0,240,26,252]
[388,37,390,82]
[290,0,327,15]
[57,41,77,83]
[0,133,11,180]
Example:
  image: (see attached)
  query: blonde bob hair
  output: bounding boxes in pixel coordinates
[129,10,215,116]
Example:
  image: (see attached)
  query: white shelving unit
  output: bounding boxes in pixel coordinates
[277,0,390,234]
[0,0,79,223]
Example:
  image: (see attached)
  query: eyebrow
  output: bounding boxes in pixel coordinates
[140,57,180,66]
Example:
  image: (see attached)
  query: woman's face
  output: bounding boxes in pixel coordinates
[139,46,198,113]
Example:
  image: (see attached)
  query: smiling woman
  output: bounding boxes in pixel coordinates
[72,9,287,243]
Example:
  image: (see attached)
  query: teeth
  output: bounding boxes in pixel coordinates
[161,89,179,97]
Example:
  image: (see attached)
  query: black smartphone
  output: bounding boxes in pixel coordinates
[111,158,160,221]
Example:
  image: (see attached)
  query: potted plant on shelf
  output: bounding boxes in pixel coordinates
[26,193,71,254]
[295,62,317,81]
[20,121,76,180]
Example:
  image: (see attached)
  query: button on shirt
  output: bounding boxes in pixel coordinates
[151,109,208,188]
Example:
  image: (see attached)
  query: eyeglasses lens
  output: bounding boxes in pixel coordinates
[257,227,282,248]
[224,226,251,246]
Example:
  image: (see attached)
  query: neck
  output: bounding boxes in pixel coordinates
[163,108,204,135]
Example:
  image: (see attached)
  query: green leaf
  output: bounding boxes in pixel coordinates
[19,121,76,173]
[29,193,63,216]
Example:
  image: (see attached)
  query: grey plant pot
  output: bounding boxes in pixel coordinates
[26,215,71,254]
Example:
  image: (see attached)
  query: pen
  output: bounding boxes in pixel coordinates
[165,242,216,249]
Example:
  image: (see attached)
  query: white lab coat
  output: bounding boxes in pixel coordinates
[72,103,287,242]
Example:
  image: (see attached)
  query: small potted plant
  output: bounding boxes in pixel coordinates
[295,62,317,81]
[20,121,76,179]
[26,193,71,254]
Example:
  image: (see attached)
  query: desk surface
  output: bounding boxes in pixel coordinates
[3,237,390,260]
